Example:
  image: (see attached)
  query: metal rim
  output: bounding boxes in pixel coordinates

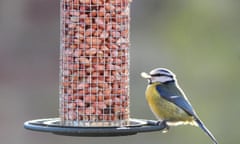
[24,118,166,137]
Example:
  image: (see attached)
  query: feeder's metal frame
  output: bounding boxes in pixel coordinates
[24,118,166,137]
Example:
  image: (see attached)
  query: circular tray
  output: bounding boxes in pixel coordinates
[24,118,166,137]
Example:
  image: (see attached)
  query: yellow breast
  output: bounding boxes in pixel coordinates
[145,83,194,124]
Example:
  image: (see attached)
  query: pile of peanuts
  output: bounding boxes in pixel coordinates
[60,0,131,125]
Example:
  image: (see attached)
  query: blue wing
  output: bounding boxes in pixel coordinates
[156,84,218,143]
[156,84,197,117]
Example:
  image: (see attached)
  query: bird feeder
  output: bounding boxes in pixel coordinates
[24,0,166,136]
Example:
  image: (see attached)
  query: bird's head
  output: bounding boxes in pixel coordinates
[141,68,176,84]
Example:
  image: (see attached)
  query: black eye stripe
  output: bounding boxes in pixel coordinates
[150,74,173,78]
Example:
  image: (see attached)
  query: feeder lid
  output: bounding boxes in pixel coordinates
[24,118,167,137]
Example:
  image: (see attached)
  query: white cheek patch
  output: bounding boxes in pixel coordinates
[151,76,173,83]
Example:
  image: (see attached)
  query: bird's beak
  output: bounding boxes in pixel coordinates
[141,72,151,79]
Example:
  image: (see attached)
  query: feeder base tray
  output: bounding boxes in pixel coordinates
[24,118,166,137]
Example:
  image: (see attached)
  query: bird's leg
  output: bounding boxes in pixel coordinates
[156,120,169,133]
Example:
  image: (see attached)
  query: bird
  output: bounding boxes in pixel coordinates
[141,68,218,144]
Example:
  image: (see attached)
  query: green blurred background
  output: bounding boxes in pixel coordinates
[0,0,239,143]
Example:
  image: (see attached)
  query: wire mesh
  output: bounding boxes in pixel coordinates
[59,0,131,127]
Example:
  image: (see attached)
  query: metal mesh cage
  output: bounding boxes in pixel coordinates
[59,0,131,127]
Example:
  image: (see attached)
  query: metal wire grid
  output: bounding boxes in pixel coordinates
[59,0,131,127]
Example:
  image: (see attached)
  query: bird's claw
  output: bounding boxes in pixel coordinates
[156,120,169,133]
[146,120,170,133]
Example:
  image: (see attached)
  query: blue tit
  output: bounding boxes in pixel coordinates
[141,68,218,144]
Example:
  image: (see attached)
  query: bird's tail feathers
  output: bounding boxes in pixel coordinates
[195,119,218,144]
